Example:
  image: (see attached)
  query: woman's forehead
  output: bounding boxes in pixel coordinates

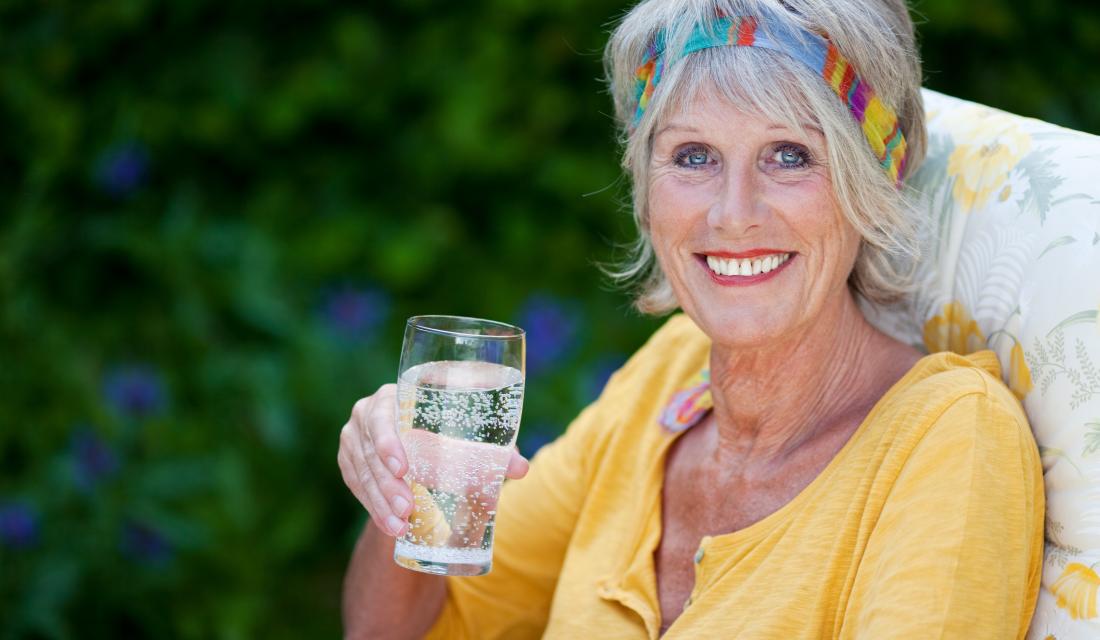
[655,104,825,142]
[660,70,823,133]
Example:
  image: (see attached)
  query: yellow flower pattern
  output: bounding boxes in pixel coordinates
[941,108,1032,211]
[1008,341,1033,401]
[922,301,987,355]
[1051,563,1100,620]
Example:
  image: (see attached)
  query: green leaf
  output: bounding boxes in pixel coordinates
[1038,445,1085,475]
[1018,147,1066,224]
[1048,310,1100,336]
[1084,422,1100,457]
[1050,193,1100,207]
[1037,235,1076,259]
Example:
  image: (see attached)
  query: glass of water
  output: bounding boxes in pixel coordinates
[392,315,525,577]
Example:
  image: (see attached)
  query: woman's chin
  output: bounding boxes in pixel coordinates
[686,307,797,350]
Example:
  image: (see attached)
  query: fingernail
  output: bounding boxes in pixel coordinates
[392,495,410,516]
[386,515,405,536]
[386,456,401,476]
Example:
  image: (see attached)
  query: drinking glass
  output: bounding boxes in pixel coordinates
[392,315,525,576]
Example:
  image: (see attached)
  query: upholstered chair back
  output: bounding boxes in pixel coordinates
[863,89,1100,639]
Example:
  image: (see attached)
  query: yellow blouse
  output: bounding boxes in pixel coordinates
[425,314,1044,639]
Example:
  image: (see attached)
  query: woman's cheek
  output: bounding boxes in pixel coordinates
[651,173,717,217]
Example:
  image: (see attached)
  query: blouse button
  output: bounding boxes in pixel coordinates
[694,547,705,563]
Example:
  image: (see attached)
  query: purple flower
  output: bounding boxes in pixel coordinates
[70,429,119,491]
[0,501,39,549]
[120,521,172,566]
[102,365,167,419]
[322,287,389,341]
[516,294,581,375]
[94,142,148,198]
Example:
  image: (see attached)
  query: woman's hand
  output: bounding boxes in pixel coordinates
[337,384,531,538]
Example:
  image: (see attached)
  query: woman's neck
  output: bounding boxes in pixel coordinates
[706,292,888,471]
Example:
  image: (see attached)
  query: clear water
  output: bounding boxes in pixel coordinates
[393,360,523,576]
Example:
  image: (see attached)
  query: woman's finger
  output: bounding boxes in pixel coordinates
[359,385,408,479]
[347,426,407,536]
[337,445,376,516]
[341,417,406,532]
[505,447,530,480]
[360,469,408,537]
[362,445,415,520]
[340,424,387,511]
[354,388,415,519]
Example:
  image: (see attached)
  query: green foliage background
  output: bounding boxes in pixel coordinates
[1,0,1096,637]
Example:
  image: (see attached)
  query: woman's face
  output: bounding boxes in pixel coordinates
[647,88,862,348]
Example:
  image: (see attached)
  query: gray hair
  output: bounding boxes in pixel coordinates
[603,0,927,313]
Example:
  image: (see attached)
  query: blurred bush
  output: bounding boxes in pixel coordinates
[0,0,1096,638]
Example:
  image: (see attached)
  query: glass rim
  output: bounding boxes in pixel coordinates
[405,315,525,340]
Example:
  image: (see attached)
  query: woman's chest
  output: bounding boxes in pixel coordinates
[654,448,838,631]
[542,439,871,639]
[545,515,856,640]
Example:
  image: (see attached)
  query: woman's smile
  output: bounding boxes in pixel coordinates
[698,251,796,286]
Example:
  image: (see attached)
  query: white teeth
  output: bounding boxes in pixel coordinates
[705,252,793,277]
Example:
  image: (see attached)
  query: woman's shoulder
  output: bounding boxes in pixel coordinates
[886,349,1033,447]
[906,350,1021,408]
[601,313,710,400]
[849,349,1042,522]
[559,314,709,446]
[530,315,711,482]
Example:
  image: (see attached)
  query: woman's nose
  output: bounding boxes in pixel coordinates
[706,158,762,234]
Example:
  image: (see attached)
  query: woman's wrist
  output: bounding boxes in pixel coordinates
[342,520,447,639]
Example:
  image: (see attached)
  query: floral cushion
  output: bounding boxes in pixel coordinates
[862,89,1100,639]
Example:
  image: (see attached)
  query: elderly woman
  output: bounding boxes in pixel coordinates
[338,0,1044,637]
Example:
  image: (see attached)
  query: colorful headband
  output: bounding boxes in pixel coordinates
[632,12,908,186]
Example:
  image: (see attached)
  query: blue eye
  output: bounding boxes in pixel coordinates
[674,146,711,168]
[772,144,810,168]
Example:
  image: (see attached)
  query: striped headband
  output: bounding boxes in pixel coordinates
[632,11,908,187]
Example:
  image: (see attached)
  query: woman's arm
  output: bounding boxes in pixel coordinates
[337,384,529,638]
[339,387,611,638]
[342,520,447,640]
[840,387,1045,639]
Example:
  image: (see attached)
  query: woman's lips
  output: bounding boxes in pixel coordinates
[698,252,796,286]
